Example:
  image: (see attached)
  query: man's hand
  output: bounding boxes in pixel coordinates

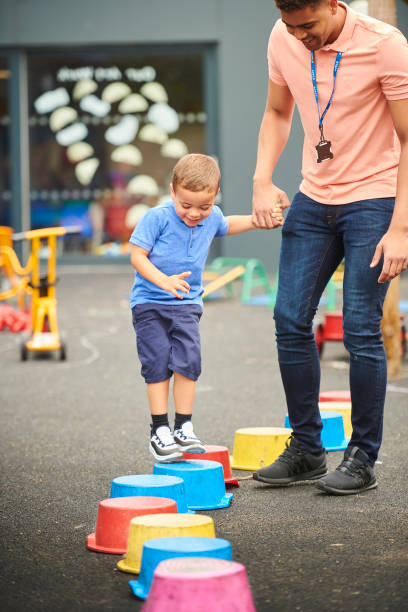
[163,271,192,298]
[252,182,290,228]
[370,229,408,283]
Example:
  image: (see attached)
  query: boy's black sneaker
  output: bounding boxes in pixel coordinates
[149,425,183,462]
[253,435,327,485]
[316,446,377,495]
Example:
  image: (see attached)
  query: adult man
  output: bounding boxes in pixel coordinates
[252,0,408,495]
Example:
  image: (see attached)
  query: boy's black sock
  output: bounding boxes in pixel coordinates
[174,412,192,430]
[151,414,170,434]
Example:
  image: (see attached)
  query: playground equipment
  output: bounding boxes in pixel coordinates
[129,537,233,601]
[230,427,292,471]
[315,264,407,360]
[203,257,277,304]
[110,474,192,514]
[314,264,343,356]
[117,513,215,574]
[318,402,352,439]
[87,497,178,555]
[0,226,31,312]
[202,265,245,300]
[153,460,233,511]
[319,390,351,402]
[183,445,239,487]
[19,227,68,361]
[284,410,348,451]
[142,557,256,612]
[0,226,80,360]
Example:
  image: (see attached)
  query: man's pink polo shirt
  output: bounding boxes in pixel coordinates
[268,2,408,204]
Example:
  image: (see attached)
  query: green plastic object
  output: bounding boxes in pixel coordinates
[206,257,276,305]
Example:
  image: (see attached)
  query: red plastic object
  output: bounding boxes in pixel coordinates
[319,390,351,402]
[9,311,31,333]
[182,445,239,487]
[0,304,15,331]
[87,496,178,554]
[315,311,343,356]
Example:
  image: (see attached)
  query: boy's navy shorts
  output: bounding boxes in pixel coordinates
[132,303,203,383]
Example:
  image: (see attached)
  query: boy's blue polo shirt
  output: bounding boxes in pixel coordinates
[129,201,229,307]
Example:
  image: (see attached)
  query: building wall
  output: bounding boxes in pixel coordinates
[0,0,407,270]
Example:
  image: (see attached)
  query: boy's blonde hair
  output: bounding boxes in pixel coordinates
[172,153,220,193]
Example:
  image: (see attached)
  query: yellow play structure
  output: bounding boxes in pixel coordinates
[0,226,76,360]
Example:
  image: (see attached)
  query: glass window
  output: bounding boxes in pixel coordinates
[0,57,10,226]
[27,49,209,257]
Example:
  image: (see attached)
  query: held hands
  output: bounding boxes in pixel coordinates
[163,271,191,299]
[370,229,408,283]
[252,182,290,229]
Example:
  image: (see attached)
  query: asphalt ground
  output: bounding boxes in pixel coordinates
[1,267,408,612]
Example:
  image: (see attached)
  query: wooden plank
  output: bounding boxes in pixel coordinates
[381,277,401,379]
[202,265,245,298]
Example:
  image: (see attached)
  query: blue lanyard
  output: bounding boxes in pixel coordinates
[311,51,342,131]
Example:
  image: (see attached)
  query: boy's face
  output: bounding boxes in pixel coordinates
[280,0,339,51]
[170,184,217,227]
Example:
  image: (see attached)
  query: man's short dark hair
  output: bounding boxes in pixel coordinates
[275,0,325,11]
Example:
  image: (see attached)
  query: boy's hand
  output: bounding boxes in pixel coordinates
[252,182,290,229]
[163,271,191,298]
[271,203,284,227]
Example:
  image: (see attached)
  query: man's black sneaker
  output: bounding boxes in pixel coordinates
[316,446,377,495]
[253,435,327,485]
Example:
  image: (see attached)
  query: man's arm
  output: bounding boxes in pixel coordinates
[370,98,408,282]
[130,244,191,299]
[252,79,295,228]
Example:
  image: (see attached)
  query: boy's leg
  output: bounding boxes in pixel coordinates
[148,379,170,416]
[168,306,205,454]
[132,305,182,462]
[173,372,195,416]
[172,372,205,454]
[147,379,183,462]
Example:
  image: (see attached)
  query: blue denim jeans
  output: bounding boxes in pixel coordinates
[274,192,395,465]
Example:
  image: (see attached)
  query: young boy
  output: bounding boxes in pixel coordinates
[130,153,283,462]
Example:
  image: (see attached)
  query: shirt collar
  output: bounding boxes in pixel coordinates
[320,1,356,52]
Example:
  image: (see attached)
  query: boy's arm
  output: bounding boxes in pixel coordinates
[130,244,191,299]
[226,211,283,236]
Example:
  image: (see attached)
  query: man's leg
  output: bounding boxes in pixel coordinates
[254,193,343,485]
[275,193,344,451]
[317,197,394,495]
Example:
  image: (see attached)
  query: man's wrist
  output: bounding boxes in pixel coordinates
[253,175,272,186]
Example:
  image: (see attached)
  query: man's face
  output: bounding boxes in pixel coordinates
[280,0,338,51]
